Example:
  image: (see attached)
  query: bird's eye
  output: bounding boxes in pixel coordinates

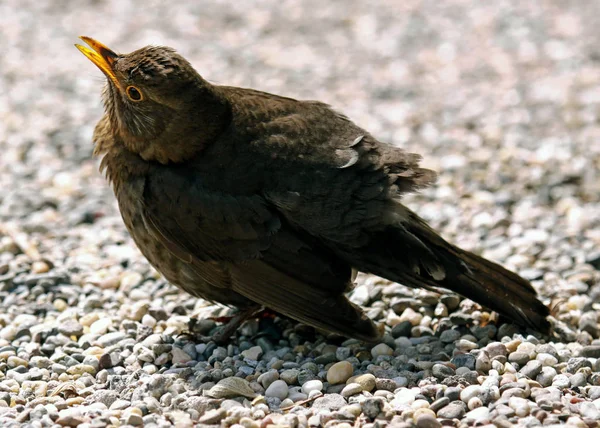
[126,86,143,102]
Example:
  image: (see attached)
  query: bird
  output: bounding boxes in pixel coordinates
[75,36,550,342]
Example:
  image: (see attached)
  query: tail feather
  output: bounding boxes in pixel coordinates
[346,206,551,333]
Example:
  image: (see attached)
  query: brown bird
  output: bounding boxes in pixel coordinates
[76,37,550,342]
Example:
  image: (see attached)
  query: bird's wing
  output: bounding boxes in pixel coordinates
[242,97,548,332]
[139,166,380,340]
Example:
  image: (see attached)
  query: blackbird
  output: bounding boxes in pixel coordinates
[76,37,550,342]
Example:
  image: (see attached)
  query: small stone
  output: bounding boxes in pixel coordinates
[451,353,476,370]
[110,400,132,410]
[536,366,557,387]
[391,321,413,338]
[31,261,50,273]
[280,369,300,385]
[7,356,28,368]
[486,342,508,358]
[536,353,558,366]
[582,346,600,358]
[465,406,490,422]
[437,402,465,419]
[56,414,85,427]
[375,378,397,391]
[241,346,263,361]
[341,383,363,397]
[125,412,143,426]
[120,272,143,289]
[371,343,393,358]
[96,332,126,347]
[53,299,68,312]
[552,374,570,388]
[579,401,600,420]
[301,379,323,395]
[508,352,530,366]
[508,396,530,417]
[460,385,482,403]
[430,397,450,412]
[520,360,543,379]
[467,397,482,410]
[171,347,192,364]
[390,388,416,408]
[439,329,460,343]
[258,370,279,389]
[58,320,84,337]
[475,351,491,373]
[570,372,588,387]
[198,408,226,424]
[361,397,384,419]
[416,413,441,428]
[432,363,455,378]
[265,380,289,400]
[90,318,113,335]
[348,373,376,392]
[327,361,353,385]
[311,393,347,411]
[444,387,461,401]
[456,339,478,351]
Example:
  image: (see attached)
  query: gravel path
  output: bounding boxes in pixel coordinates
[1,1,600,427]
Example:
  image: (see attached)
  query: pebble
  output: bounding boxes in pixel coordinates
[361,397,384,419]
[171,347,192,364]
[301,379,323,394]
[326,361,353,385]
[460,385,482,403]
[464,406,490,422]
[241,346,263,361]
[520,360,543,379]
[437,402,466,419]
[258,370,279,389]
[311,394,347,411]
[440,329,460,343]
[416,413,442,428]
[341,383,363,397]
[348,373,376,392]
[89,318,113,335]
[265,380,289,400]
[371,343,393,358]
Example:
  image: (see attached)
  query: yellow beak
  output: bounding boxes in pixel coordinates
[75,36,120,88]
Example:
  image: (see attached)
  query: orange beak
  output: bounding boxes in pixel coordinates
[75,36,120,88]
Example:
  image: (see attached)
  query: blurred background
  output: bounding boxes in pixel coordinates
[1,0,599,320]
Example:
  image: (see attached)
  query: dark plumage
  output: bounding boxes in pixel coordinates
[76,37,550,342]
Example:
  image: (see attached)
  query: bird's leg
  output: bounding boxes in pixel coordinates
[205,305,264,344]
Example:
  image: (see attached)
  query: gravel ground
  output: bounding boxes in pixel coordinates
[1,1,600,427]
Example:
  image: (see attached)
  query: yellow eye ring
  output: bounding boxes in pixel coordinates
[126,85,143,102]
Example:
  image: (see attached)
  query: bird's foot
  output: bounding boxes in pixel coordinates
[200,305,264,344]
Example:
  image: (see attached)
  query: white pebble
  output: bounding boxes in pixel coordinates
[411,399,430,409]
[460,385,482,403]
[536,353,558,366]
[468,397,482,410]
[89,318,112,335]
[301,380,323,394]
[390,388,416,407]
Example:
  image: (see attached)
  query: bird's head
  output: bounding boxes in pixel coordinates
[76,37,230,163]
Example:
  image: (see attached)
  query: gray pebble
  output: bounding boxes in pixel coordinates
[437,402,465,419]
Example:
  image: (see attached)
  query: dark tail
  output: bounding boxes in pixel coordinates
[346,206,551,333]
